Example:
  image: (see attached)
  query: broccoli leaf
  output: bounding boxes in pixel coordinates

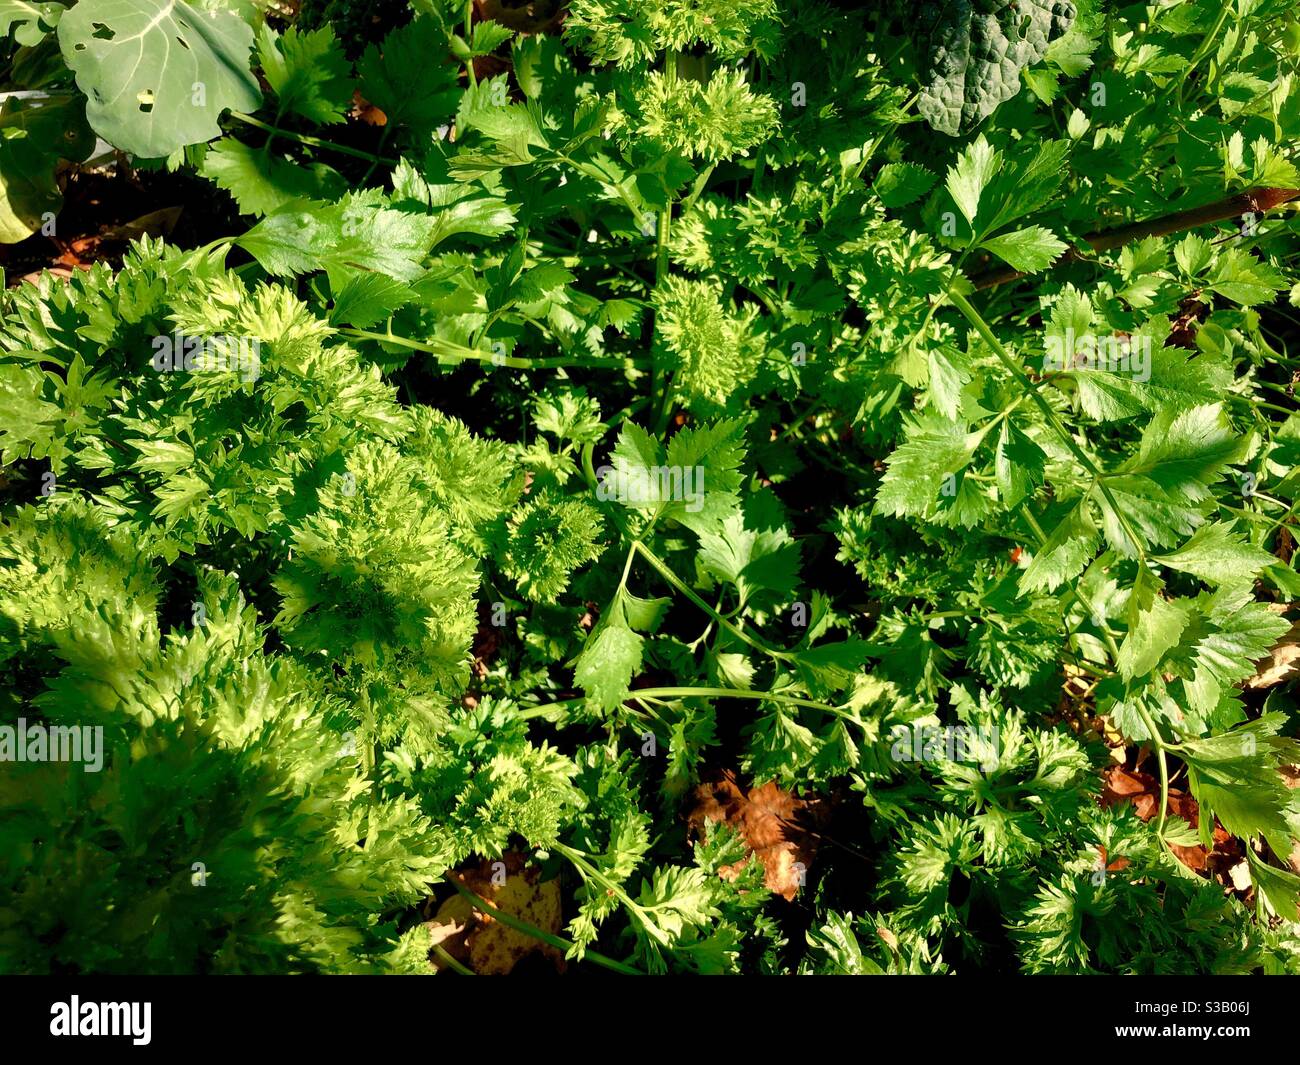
[58,0,262,158]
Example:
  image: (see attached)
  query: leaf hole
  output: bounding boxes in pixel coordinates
[137,89,155,113]
[176,36,189,49]
[90,22,115,40]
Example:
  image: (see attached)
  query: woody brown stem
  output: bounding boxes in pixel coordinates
[967,187,1300,291]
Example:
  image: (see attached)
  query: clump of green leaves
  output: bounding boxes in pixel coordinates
[4,0,1300,977]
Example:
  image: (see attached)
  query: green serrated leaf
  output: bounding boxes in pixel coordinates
[201,137,346,216]
[875,417,975,519]
[873,161,937,208]
[1116,571,1188,681]
[257,24,353,126]
[994,420,1046,509]
[575,615,643,713]
[357,16,460,138]
[1019,503,1099,595]
[328,273,415,328]
[979,225,1067,273]
[236,192,440,286]
[1153,522,1276,588]
[945,135,1000,226]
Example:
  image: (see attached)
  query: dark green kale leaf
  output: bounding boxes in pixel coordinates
[912,0,1076,135]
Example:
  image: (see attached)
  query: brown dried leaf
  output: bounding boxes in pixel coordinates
[350,90,387,127]
[1245,619,1300,690]
[1100,764,1240,876]
[686,770,825,901]
[426,853,565,975]
[98,206,182,243]
[20,266,75,286]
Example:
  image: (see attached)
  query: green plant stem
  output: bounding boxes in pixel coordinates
[340,327,646,370]
[687,594,725,650]
[1217,499,1298,528]
[228,112,400,166]
[851,91,918,182]
[967,187,1300,290]
[1174,4,1233,105]
[263,107,283,158]
[517,698,584,720]
[654,189,672,284]
[446,874,644,975]
[520,685,846,720]
[193,237,233,258]
[431,943,476,975]
[651,201,674,435]
[948,289,1148,561]
[551,843,673,948]
[581,440,599,492]
[645,49,684,436]
[360,125,395,185]
[626,686,844,714]
[463,0,477,85]
[682,162,718,212]
[633,542,790,661]
[1132,702,1172,840]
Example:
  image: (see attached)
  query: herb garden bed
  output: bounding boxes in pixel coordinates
[3,0,1300,976]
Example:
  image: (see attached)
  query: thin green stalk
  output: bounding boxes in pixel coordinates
[778,399,823,440]
[647,48,683,436]
[463,0,477,85]
[683,162,718,211]
[193,237,233,258]
[228,112,399,166]
[851,91,918,181]
[1132,702,1172,840]
[446,875,644,976]
[581,440,599,493]
[1217,500,1297,528]
[551,843,672,948]
[518,685,847,721]
[262,105,283,158]
[687,594,726,651]
[654,189,673,283]
[431,943,476,975]
[1021,506,1050,546]
[634,542,790,661]
[650,198,675,434]
[360,125,395,185]
[1174,4,1233,105]
[948,290,1148,561]
[517,697,584,720]
[340,327,646,370]
[627,686,845,715]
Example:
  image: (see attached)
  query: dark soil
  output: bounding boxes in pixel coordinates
[0,162,247,285]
